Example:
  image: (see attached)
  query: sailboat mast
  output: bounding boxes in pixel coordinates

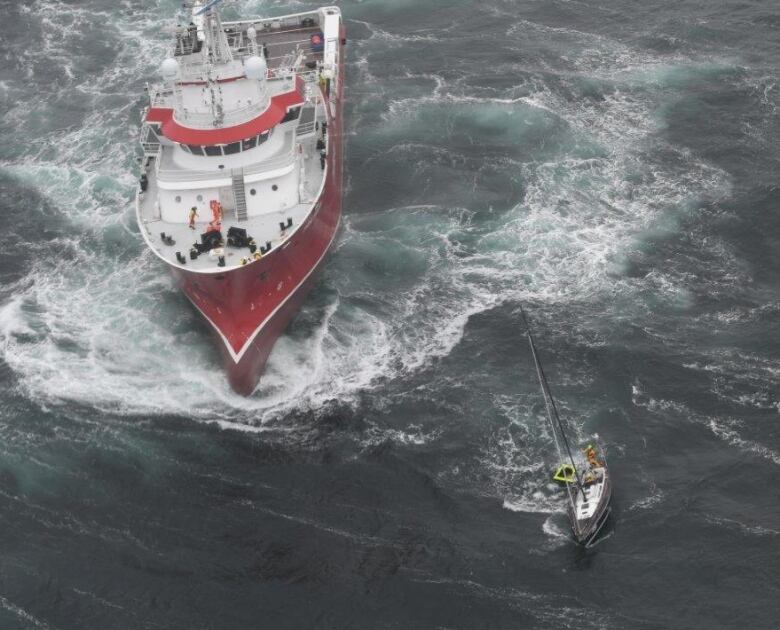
[520,307,584,494]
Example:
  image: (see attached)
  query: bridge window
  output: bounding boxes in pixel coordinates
[204,145,222,156]
[224,142,241,155]
[242,136,257,150]
[180,144,191,154]
[188,145,204,155]
[281,107,301,124]
[258,131,270,145]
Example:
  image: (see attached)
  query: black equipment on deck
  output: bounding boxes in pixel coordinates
[200,230,223,251]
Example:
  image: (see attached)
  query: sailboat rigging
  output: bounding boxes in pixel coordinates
[520,306,612,547]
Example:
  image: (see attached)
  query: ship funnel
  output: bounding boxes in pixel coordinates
[160,57,180,80]
[244,55,267,81]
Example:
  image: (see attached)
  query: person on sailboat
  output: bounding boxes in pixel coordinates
[585,445,602,468]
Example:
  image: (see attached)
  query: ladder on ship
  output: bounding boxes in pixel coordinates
[232,170,247,221]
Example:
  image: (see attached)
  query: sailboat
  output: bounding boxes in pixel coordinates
[520,308,612,547]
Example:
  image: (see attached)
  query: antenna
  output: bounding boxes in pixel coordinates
[194,0,226,16]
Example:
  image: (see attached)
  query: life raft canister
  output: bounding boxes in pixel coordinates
[310,32,324,52]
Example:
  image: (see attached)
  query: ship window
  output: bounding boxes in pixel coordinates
[242,136,257,150]
[175,195,181,203]
[196,194,203,202]
[180,144,191,153]
[272,184,278,191]
[188,145,204,155]
[224,142,241,155]
[258,131,269,145]
[250,188,256,196]
[281,106,301,124]
[204,145,222,156]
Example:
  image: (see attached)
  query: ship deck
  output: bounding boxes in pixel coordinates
[137,136,324,272]
[225,24,324,72]
[138,9,335,273]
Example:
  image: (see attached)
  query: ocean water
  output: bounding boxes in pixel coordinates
[0,0,779,627]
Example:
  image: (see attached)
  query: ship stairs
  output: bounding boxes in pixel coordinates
[232,169,248,221]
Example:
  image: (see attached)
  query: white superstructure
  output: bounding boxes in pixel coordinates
[136,5,343,272]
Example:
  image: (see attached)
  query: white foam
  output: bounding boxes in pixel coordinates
[0,3,749,447]
[704,514,780,538]
[0,595,51,630]
[707,418,780,466]
[541,514,570,548]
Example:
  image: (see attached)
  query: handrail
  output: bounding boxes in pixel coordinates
[296,121,315,136]
[175,100,267,129]
[243,146,296,176]
[147,75,300,126]
[157,138,296,182]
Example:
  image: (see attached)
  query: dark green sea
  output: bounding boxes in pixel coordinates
[0,0,779,628]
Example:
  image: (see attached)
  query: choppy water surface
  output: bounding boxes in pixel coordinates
[0,0,779,627]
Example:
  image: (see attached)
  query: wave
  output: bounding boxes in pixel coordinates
[0,0,760,461]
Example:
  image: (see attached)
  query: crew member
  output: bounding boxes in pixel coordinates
[188,206,199,229]
[210,199,223,223]
[585,445,601,468]
[207,200,222,233]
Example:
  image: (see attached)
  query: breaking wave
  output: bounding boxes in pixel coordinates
[0,0,774,501]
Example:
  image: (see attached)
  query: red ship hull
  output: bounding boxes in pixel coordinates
[169,44,345,395]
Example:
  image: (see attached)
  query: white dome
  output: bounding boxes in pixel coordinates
[246,26,257,39]
[160,58,179,80]
[244,55,267,81]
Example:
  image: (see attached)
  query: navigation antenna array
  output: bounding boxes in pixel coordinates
[201,4,233,65]
[183,0,233,127]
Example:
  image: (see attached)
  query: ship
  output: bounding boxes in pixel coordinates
[135,1,345,395]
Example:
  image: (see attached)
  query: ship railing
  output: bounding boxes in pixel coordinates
[296,121,316,136]
[297,69,320,83]
[242,145,297,176]
[161,75,295,129]
[157,145,297,183]
[175,101,266,129]
[148,85,174,108]
[230,40,313,61]
[176,62,231,84]
[222,9,324,32]
[295,70,325,105]
[142,142,161,157]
